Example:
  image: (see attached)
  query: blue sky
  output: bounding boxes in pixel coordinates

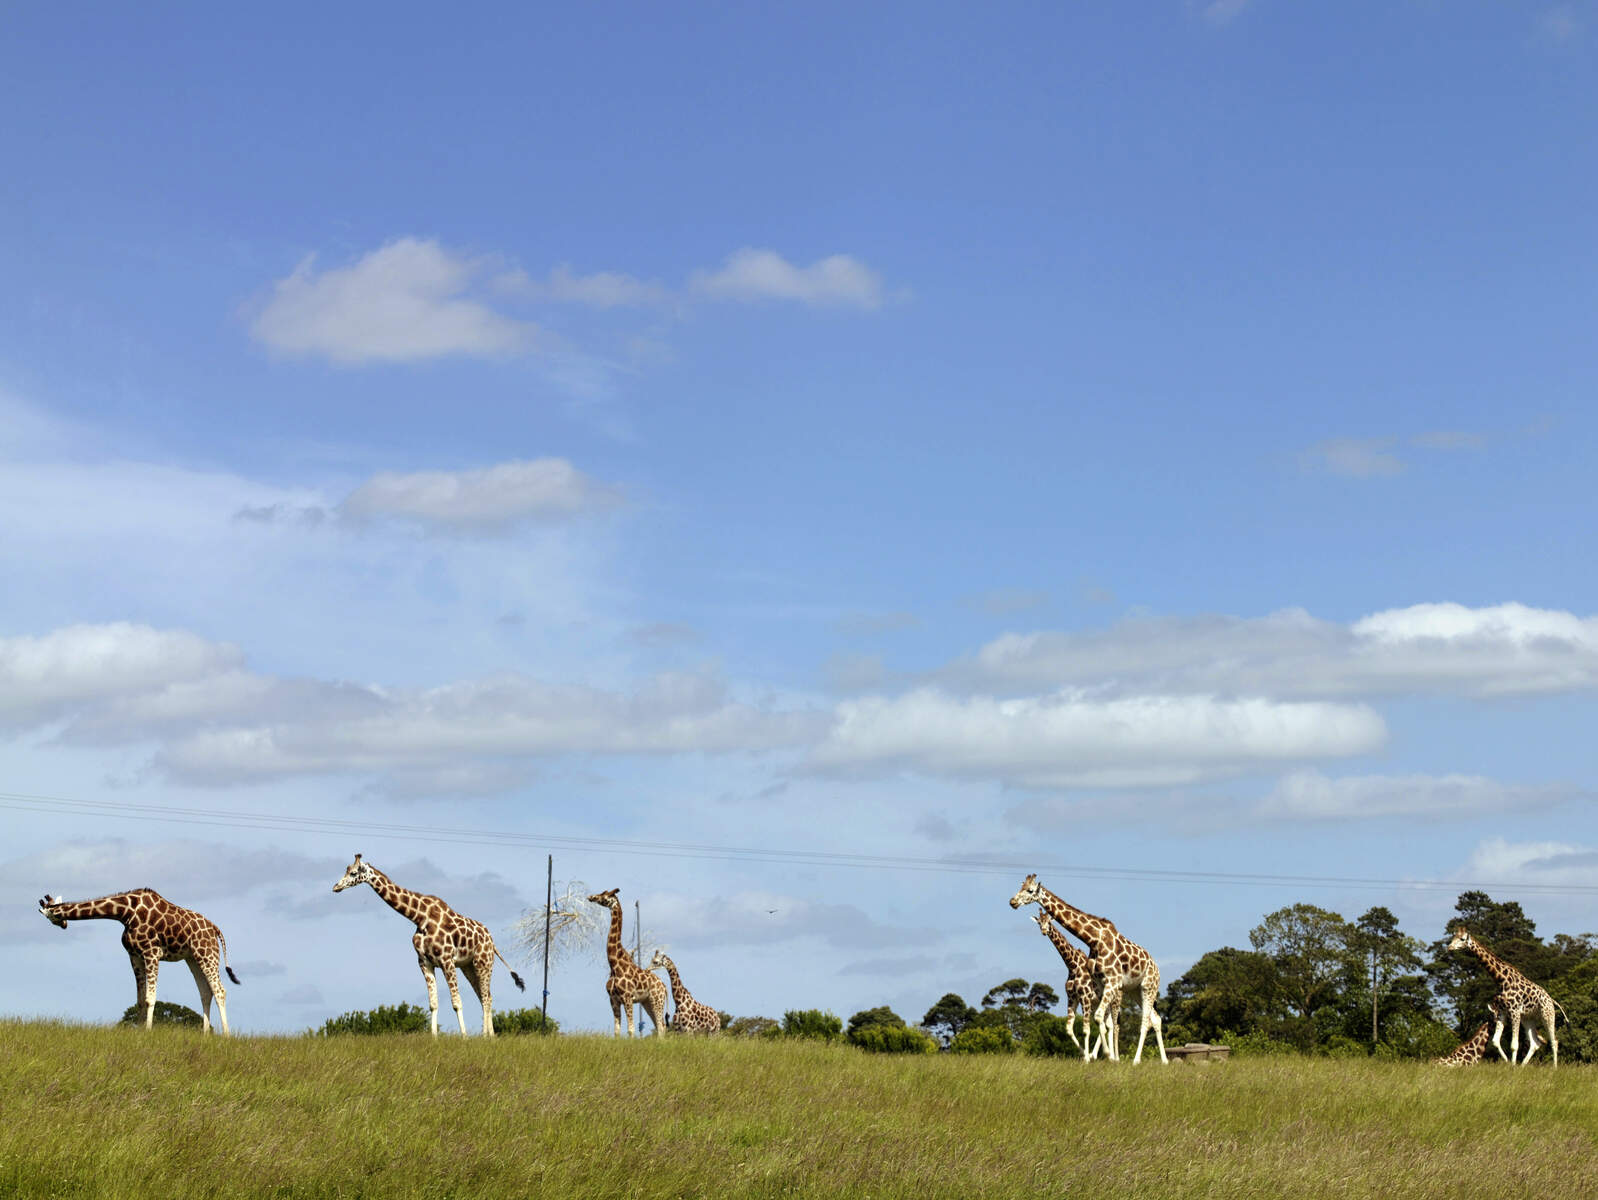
[3,2,1596,1035]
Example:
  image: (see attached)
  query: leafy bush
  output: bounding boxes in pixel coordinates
[948,1024,1016,1055]
[119,1001,203,1028]
[492,1008,559,1036]
[1022,1014,1084,1057]
[1225,1028,1297,1057]
[846,1006,904,1038]
[724,1016,780,1039]
[850,1024,937,1054]
[315,1002,431,1036]
[781,1009,843,1041]
[1321,1034,1369,1059]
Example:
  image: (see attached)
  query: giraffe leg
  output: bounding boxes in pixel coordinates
[186,959,215,1034]
[419,958,440,1037]
[645,989,666,1037]
[1489,1011,1508,1061]
[610,994,624,1037]
[1547,1003,1559,1069]
[1510,1012,1522,1066]
[129,953,149,1028]
[1521,1024,1542,1065]
[441,962,467,1036]
[463,962,491,1037]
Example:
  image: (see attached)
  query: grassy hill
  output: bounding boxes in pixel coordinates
[4,1020,1596,1198]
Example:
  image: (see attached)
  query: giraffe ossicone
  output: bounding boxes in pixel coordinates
[587,887,666,1037]
[38,888,240,1034]
[1010,872,1167,1064]
[332,852,524,1037]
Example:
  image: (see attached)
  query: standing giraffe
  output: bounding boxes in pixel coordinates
[648,950,721,1034]
[1009,873,1167,1064]
[1030,910,1104,1055]
[1447,927,1563,1066]
[332,854,524,1037]
[38,890,240,1034]
[586,888,666,1037]
[1434,1021,1495,1067]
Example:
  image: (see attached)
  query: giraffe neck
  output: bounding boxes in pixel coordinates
[1466,938,1518,986]
[364,868,429,926]
[1044,923,1086,967]
[1037,886,1117,957]
[50,893,142,924]
[662,959,693,1005]
[604,902,638,972]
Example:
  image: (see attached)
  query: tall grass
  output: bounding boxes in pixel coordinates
[3,1019,1595,1198]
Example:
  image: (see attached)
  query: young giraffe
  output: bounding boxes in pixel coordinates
[38,889,240,1034]
[1447,927,1563,1067]
[1030,911,1104,1056]
[586,888,666,1037]
[332,854,524,1037]
[648,950,722,1034]
[1434,1021,1495,1067]
[1010,873,1167,1064]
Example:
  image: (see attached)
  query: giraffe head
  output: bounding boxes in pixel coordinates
[1447,926,1474,953]
[1032,910,1052,935]
[648,949,673,973]
[586,887,621,912]
[1009,873,1042,910]
[38,894,68,929]
[333,853,376,893]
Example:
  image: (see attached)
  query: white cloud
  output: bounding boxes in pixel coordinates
[1258,770,1576,822]
[960,603,1598,699]
[1459,836,1598,888]
[809,688,1385,789]
[521,264,670,309]
[248,239,542,364]
[340,459,622,531]
[689,248,889,309]
[1303,437,1404,478]
[0,624,241,726]
[645,890,938,951]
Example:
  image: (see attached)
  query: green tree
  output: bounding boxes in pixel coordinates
[921,993,978,1046]
[846,1006,905,1039]
[491,1008,559,1035]
[1163,947,1276,1044]
[1350,906,1426,1045]
[120,1001,203,1028]
[723,1015,779,1038]
[1025,981,1060,1013]
[948,1024,1016,1054]
[1250,904,1352,1027]
[980,979,1030,1009]
[851,1024,938,1054]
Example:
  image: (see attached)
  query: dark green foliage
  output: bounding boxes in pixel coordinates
[850,1024,937,1054]
[781,1009,843,1041]
[1165,947,1277,1044]
[1021,1014,1081,1057]
[491,1008,559,1035]
[948,1024,1016,1054]
[314,1002,431,1036]
[119,1001,203,1028]
[717,1011,735,1030]
[1250,904,1353,1022]
[846,1006,905,1037]
[921,993,978,1046]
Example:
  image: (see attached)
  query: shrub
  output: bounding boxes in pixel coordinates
[314,1002,431,1036]
[119,1001,203,1028]
[781,1009,843,1041]
[1225,1028,1297,1057]
[850,1025,937,1054]
[846,1006,904,1038]
[724,1016,780,1039]
[1023,1014,1084,1057]
[492,1008,559,1036]
[948,1024,1016,1055]
[1322,1034,1369,1059]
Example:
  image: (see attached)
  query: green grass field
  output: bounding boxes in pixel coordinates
[4,1020,1595,1199]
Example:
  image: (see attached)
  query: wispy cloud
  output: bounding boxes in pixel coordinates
[1303,430,1489,477]
[340,459,623,532]
[688,248,892,310]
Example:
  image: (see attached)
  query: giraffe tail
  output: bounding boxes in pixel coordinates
[220,928,241,985]
[495,946,526,992]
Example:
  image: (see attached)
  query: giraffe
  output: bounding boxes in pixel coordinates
[1447,927,1563,1067]
[1434,1020,1496,1067]
[586,887,666,1037]
[1030,910,1105,1055]
[1010,873,1167,1064]
[38,889,240,1034]
[332,854,524,1037]
[648,950,722,1034]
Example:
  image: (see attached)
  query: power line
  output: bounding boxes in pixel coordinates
[4,788,1596,897]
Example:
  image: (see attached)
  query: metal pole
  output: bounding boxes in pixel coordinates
[635,899,641,959]
[541,854,552,1027]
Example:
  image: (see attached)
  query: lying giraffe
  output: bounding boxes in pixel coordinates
[1434,1021,1494,1067]
[1010,873,1167,1064]
[587,888,666,1037]
[333,854,524,1036]
[649,950,721,1034]
[1448,927,1563,1067]
[38,889,240,1034]
[1030,910,1104,1055]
